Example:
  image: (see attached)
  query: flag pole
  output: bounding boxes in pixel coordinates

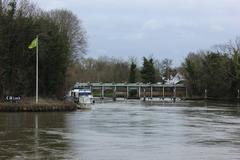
[36,35,39,104]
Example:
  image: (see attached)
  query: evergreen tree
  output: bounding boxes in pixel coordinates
[0,0,86,98]
[128,61,137,83]
[141,57,155,84]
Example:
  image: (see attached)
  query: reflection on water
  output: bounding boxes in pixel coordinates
[1,101,240,159]
[0,112,71,159]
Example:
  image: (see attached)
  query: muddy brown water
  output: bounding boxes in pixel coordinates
[1,101,240,160]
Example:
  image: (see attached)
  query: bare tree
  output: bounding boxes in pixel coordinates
[48,9,87,60]
[16,0,38,17]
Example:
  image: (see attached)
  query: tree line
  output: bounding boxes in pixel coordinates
[3,1,238,100]
[0,0,177,99]
[0,0,86,98]
[67,56,177,85]
[182,38,240,99]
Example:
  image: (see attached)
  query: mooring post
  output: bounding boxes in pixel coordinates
[185,87,188,99]
[204,89,207,100]
[139,86,141,99]
[150,86,153,100]
[126,86,129,99]
[143,88,146,101]
[113,86,116,101]
[162,87,165,100]
[101,86,104,100]
[173,86,176,102]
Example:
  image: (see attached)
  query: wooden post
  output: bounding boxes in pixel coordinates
[173,86,176,102]
[150,86,153,99]
[126,86,129,99]
[162,87,165,100]
[143,88,146,101]
[139,86,141,99]
[113,86,116,101]
[204,89,207,100]
[101,86,104,99]
[185,87,188,99]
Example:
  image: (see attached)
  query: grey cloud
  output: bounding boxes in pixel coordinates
[35,0,240,66]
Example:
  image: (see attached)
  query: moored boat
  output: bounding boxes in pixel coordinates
[70,86,94,109]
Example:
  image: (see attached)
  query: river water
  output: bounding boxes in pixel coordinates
[1,101,240,160]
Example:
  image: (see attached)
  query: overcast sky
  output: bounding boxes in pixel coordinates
[35,0,240,66]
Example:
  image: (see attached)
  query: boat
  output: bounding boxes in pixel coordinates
[70,87,94,109]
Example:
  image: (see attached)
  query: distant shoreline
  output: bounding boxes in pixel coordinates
[92,97,240,105]
[1,97,239,112]
[185,97,240,103]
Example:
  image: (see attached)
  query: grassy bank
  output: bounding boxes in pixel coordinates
[0,98,77,112]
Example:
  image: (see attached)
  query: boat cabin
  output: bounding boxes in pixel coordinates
[71,87,92,98]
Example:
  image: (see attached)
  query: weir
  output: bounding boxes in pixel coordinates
[74,83,187,101]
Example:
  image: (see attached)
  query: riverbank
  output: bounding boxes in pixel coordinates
[0,98,77,112]
[186,97,240,103]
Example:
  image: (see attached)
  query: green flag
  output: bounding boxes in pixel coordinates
[28,37,38,49]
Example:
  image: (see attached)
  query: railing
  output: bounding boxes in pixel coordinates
[72,83,187,101]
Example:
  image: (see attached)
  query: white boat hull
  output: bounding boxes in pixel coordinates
[77,96,93,110]
[77,103,91,110]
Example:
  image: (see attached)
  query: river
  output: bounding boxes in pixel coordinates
[1,101,240,160]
